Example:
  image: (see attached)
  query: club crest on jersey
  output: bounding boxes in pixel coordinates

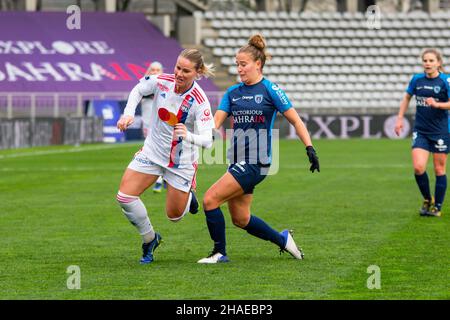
[434,86,441,94]
[255,94,263,104]
[182,95,195,110]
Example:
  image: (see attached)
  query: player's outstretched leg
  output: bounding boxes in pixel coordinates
[241,215,304,260]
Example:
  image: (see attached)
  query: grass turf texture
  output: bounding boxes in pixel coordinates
[0,139,448,299]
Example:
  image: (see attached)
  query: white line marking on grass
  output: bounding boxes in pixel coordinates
[0,143,139,160]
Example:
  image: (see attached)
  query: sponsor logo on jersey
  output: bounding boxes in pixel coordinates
[416,96,430,107]
[201,115,212,122]
[200,109,212,122]
[232,97,241,102]
[160,93,166,99]
[242,96,254,100]
[231,109,265,124]
[276,90,289,105]
[255,94,263,104]
[157,83,170,92]
[272,84,279,91]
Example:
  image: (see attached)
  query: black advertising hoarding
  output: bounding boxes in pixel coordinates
[293,114,416,139]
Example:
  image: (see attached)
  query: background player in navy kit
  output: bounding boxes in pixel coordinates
[395,48,450,217]
[198,34,320,263]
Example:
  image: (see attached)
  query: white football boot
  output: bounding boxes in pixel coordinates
[280,229,304,259]
[197,252,230,264]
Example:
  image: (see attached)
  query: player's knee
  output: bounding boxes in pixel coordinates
[166,208,184,222]
[231,216,248,228]
[413,165,426,175]
[116,191,138,207]
[203,192,218,211]
[434,166,446,176]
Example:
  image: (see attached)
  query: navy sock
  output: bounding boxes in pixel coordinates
[434,175,447,211]
[415,172,432,201]
[205,208,226,256]
[243,215,284,248]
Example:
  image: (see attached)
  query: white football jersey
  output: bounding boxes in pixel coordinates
[124,73,214,169]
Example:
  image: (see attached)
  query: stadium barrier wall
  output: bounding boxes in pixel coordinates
[0,117,103,150]
[286,113,415,139]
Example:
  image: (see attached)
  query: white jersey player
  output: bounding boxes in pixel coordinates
[116,49,215,264]
[124,72,213,180]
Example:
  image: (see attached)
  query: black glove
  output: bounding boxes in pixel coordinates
[306,146,320,173]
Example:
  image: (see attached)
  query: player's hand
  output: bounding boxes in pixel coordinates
[394,117,403,136]
[306,146,320,173]
[174,123,187,140]
[426,97,438,108]
[117,115,134,132]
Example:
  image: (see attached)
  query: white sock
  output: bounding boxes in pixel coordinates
[116,191,155,243]
[156,176,163,184]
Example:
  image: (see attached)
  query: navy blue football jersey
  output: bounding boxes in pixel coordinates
[406,72,450,135]
[218,78,292,165]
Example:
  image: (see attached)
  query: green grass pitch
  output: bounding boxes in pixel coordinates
[0,139,448,299]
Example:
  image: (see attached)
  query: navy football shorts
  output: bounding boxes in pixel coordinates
[411,131,450,154]
[228,161,268,194]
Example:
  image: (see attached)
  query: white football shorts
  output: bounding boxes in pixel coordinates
[127,152,196,193]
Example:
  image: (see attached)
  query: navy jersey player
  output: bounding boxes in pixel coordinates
[395,48,450,217]
[197,34,320,263]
